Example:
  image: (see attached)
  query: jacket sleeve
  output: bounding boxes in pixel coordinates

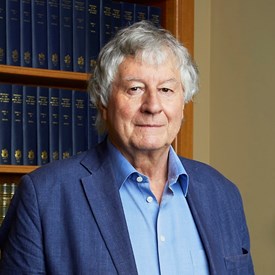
[0,175,46,274]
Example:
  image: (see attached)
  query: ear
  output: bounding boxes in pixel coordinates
[99,102,108,121]
[181,98,185,116]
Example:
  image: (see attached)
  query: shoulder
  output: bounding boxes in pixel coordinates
[28,141,110,181]
[29,151,90,182]
[180,156,248,227]
[179,156,241,198]
[20,141,111,192]
[179,156,226,179]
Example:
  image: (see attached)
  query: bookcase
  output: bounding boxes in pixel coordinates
[0,0,194,184]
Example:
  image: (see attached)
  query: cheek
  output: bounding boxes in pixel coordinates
[168,102,184,122]
[108,100,135,124]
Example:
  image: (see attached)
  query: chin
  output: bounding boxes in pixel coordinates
[133,139,170,151]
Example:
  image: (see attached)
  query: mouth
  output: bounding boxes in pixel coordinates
[136,124,164,128]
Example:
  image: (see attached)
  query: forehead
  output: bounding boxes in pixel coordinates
[116,54,180,80]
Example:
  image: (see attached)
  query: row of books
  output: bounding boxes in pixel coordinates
[0,0,161,73]
[0,84,99,166]
[0,183,17,225]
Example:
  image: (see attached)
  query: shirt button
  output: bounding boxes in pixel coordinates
[136,176,143,183]
[160,235,166,242]
[146,196,153,203]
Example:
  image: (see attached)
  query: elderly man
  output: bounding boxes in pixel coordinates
[0,21,254,274]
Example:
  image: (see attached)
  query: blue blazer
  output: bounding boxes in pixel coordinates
[0,141,254,274]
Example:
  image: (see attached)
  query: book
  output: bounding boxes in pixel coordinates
[6,0,20,66]
[73,0,86,72]
[86,0,100,73]
[11,85,23,165]
[148,5,162,27]
[60,0,73,71]
[0,183,17,225]
[135,3,148,22]
[23,86,37,165]
[20,0,32,67]
[121,1,135,27]
[100,0,112,48]
[59,89,72,159]
[47,0,60,70]
[32,0,48,68]
[0,84,12,165]
[0,183,11,225]
[0,1,6,64]
[72,90,88,155]
[49,88,59,162]
[87,99,98,149]
[37,87,49,165]
[111,1,122,37]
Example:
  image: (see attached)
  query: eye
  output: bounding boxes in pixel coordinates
[127,86,144,95]
[159,88,173,94]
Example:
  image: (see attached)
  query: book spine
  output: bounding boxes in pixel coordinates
[20,0,32,67]
[72,90,88,155]
[111,1,122,37]
[59,89,72,159]
[0,183,10,224]
[11,85,23,165]
[37,87,49,165]
[121,2,135,27]
[135,4,148,23]
[100,0,112,48]
[23,86,37,165]
[73,0,86,72]
[86,0,100,73]
[32,0,48,68]
[60,0,73,71]
[6,0,20,66]
[88,100,98,149]
[0,1,6,64]
[148,6,162,27]
[0,183,17,225]
[49,88,59,162]
[47,0,60,70]
[0,84,12,165]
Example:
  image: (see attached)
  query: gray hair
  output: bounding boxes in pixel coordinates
[88,20,199,133]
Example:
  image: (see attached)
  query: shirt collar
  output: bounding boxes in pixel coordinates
[107,139,189,196]
[167,146,189,196]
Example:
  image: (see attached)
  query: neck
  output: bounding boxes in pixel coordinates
[124,148,170,203]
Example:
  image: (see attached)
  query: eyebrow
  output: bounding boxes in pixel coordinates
[123,77,179,85]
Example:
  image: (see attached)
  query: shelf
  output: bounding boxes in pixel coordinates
[0,165,39,174]
[0,65,89,90]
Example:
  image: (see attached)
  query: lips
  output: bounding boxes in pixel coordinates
[136,124,164,128]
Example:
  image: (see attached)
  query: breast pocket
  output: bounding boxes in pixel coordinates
[224,249,254,275]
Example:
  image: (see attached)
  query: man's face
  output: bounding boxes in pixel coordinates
[101,55,185,157]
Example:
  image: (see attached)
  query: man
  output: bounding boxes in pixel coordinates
[0,21,254,274]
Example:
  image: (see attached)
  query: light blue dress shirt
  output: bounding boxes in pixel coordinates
[108,141,209,275]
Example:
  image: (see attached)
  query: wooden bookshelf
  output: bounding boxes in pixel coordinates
[0,165,38,174]
[0,65,89,91]
[0,165,38,184]
[0,0,194,184]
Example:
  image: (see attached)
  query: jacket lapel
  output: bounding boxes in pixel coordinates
[186,177,225,275]
[80,146,138,275]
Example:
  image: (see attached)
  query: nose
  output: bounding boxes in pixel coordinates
[140,90,162,114]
